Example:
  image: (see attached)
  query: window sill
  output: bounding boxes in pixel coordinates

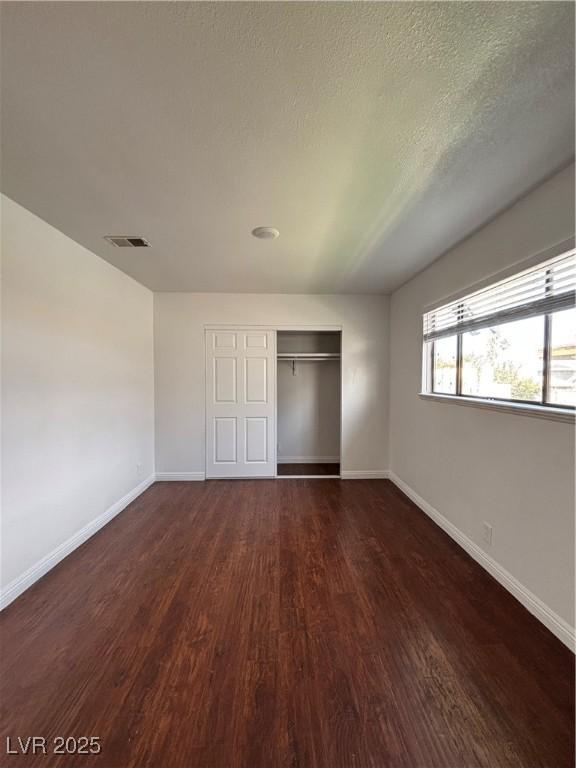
[419,393,576,423]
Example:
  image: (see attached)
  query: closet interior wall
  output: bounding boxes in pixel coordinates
[277,332,341,475]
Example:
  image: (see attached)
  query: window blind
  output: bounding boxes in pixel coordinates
[423,249,576,342]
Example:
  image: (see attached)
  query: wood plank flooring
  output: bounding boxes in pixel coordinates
[0,480,573,767]
[277,463,340,475]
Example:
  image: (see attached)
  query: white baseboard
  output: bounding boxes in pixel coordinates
[341,470,390,480]
[0,474,155,612]
[155,472,205,481]
[388,471,575,651]
[278,456,340,464]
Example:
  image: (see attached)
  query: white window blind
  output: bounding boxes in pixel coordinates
[423,249,576,342]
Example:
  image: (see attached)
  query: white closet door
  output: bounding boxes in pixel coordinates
[205,329,276,478]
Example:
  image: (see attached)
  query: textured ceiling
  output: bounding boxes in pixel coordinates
[1,2,574,293]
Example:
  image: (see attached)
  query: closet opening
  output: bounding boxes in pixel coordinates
[276,331,341,478]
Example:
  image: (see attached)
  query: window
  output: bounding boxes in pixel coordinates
[549,308,576,406]
[461,316,544,402]
[422,248,576,411]
[432,335,457,394]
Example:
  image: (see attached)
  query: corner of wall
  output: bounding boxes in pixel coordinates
[383,293,393,474]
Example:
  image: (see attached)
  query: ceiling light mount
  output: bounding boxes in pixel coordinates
[251,227,279,240]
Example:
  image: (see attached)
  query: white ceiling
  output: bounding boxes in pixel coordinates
[1,2,574,294]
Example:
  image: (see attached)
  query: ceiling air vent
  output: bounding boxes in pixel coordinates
[104,235,151,248]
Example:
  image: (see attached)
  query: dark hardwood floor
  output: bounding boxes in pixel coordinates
[277,463,340,475]
[0,480,573,767]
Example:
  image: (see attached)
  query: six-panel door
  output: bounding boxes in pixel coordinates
[205,329,276,478]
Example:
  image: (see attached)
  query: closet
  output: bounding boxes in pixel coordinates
[204,327,341,479]
[276,331,341,477]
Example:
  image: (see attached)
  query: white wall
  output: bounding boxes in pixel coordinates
[389,164,575,633]
[277,359,340,462]
[1,196,155,597]
[154,294,389,476]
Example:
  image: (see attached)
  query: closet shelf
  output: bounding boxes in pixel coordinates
[277,352,340,360]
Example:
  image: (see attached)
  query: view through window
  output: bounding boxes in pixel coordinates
[423,250,576,409]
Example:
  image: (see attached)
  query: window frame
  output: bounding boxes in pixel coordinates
[424,311,574,411]
[421,243,576,419]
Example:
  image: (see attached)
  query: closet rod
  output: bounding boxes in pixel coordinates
[276,352,340,360]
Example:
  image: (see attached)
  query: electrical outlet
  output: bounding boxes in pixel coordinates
[482,522,493,546]
[136,462,143,476]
